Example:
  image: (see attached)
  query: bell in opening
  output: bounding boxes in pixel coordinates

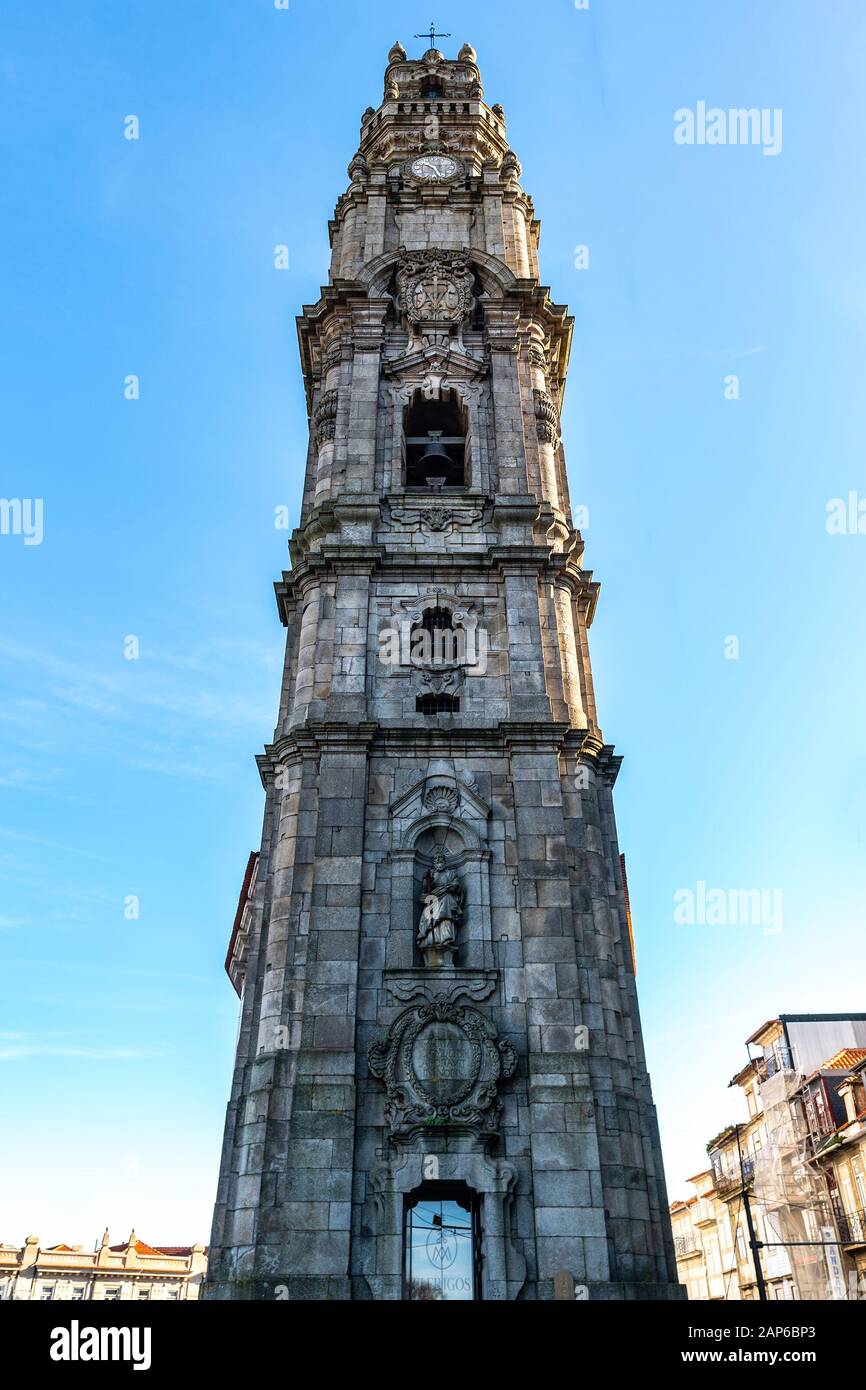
[405,390,466,488]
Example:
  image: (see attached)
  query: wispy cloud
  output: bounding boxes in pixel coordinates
[0,1043,164,1062]
[686,343,768,363]
[5,960,215,986]
[0,635,278,790]
[0,828,110,862]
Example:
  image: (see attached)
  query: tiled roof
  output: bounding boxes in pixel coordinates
[109,1239,165,1256]
[819,1047,866,1072]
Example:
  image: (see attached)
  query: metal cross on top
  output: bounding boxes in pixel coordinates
[414,20,451,50]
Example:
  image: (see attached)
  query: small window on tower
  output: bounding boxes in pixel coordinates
[416,694,460,716]
[411,608,462,716]
[411,606,460,664]
[423,82,444,99]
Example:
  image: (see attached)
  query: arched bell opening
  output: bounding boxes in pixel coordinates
[404,389,467,489]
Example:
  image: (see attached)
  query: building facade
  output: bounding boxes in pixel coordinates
[205,39,680,1302]
[796,1046,866,1293]
[0,1231,207,1301]
[672,1014,866,1300]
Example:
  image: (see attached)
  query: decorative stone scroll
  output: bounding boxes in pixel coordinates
[533,388,560,444]
[367,994,517,1142]
[384,967,498,1004]
[313,389,339,444]
[414,663,464,702]
[385,497,488,534]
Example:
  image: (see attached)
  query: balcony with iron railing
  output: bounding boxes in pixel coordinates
[802,1119,839,1156]
[674,1235,701,1260]
[755,1047,797,1082]
[837,1207,866,1247]
[713,1156,755,1196]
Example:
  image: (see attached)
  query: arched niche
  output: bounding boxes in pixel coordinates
[387,809,491,972]
[383,379,487,494]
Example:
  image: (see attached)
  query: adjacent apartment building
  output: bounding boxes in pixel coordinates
[671,1013,866,1300]
[0,1230,207,1301]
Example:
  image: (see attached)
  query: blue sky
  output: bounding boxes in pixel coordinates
[1,0,865,1245]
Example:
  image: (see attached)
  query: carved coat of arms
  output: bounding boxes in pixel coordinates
[396,250,475,327]
[368,994,517,1142]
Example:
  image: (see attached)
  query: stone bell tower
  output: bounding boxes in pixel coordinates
[204,39,681,1301]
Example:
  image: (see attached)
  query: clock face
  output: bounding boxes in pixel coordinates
[408,154,461,183]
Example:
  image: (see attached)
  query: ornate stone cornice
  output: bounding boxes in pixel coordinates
[483,304,521,352]
[260,722,599,764]
[384,967,499,1004]
[274,547,383,624]
[296,291,390,399]
[497,721,571,753]
[275,542,600,625]
[562,730,621,785]
[381,343,487,380]
[289,498,382,565]
[298,257,573,406]
[385,723,600,756]
[257,722,379,785]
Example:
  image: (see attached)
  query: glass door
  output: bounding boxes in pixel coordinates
[404,1185,480,1301]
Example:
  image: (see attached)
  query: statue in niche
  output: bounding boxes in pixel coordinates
[417,847,464,966]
